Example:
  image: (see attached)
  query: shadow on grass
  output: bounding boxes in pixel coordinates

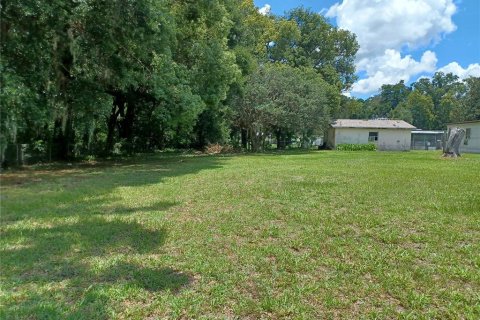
[0,154,220,318]
[1,155,224,222]
[0,152,222,186]
[101,262,192,292]
[0,216,192,319]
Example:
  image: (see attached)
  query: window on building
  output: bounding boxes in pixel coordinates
[464,128,471,145]
[368,132,378,142]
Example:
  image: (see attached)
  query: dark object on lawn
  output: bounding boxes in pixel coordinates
[443,127,466,157]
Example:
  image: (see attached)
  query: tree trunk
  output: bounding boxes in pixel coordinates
[301,133,310,149]
[443,127,466,157]
[105,93,124,154]
[276,130,285,150]
[120,93,136,153]
[241,128,247,150]
[51,107,73,160]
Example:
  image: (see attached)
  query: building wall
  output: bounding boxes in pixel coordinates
[332,128,412,151]
[447,122,480,153]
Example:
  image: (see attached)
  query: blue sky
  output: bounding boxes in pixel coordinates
[254,0,480,98]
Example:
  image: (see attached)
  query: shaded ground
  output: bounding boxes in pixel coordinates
[1,151,479,319]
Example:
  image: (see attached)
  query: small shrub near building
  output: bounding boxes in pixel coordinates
[336,143,377,151]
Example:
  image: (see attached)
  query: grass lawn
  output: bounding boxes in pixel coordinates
[1,151,479,319]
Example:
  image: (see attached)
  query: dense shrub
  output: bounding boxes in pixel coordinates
[336,143,377,151]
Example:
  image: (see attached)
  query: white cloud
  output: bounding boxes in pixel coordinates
[437,62,480,79]
[327,0,456,59]
[327,0,457,95]
[319,7,329,16]
[352,50,437,94]
[258,4,271,16]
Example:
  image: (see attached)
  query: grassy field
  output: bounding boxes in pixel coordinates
[1,151,479,319]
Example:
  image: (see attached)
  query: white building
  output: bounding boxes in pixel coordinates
[327,119,416,151]
[446,120,480,154]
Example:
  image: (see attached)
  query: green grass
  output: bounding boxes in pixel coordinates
[1,151,479,319]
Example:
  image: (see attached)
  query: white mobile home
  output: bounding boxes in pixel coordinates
[446,120,480,153]
[327,119,416,151]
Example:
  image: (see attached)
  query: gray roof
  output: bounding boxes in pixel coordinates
[331,119,416,129]
[412,130,445,134]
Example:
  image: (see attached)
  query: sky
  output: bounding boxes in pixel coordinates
[254,0,480,98]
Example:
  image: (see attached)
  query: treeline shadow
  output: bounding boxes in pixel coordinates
[1,154,224,222]
[0,154,222,318]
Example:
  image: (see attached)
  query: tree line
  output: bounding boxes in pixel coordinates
[1,0,478,163]
[341,73,480,130]
[1,0,358,161]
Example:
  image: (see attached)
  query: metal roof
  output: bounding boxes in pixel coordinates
[412,130,445,134]
[331,119,416,129]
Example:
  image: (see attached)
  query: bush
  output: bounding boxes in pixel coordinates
[336,143,377,151]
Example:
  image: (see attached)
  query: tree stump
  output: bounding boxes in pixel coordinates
[443,127,466,157]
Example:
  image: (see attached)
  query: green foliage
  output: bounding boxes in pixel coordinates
[407,90,435,130]
[411,72,465,128]
[266,8,359,90]
[380,80,411,115]
[337,96,364,119]
[3,0,474,160]
[1,1,360,161]
[389,102,413,123]
[233,63,335,151]
[351,73,479,130]
[286,8,358,90]
[462,77,480,121]
[336,143,377,151]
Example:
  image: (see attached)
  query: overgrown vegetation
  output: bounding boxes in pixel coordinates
[1,1,358,161]
[336,143,377,151]
[1,151,479,318]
